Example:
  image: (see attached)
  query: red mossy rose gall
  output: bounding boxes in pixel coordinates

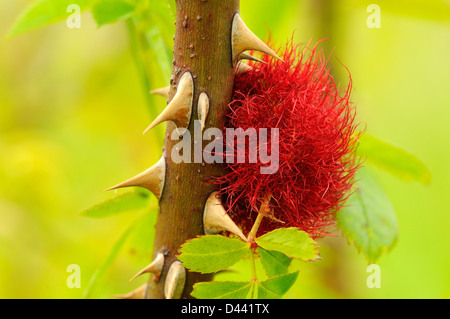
[216,41,360,237]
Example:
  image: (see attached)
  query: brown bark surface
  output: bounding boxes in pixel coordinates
[146,0,240,299]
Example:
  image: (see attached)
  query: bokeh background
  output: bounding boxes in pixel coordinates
[0,0,449,298]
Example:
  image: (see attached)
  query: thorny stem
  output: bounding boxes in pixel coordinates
[146,0,240,299]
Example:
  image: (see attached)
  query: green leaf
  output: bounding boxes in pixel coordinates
[178,235,250,274]
[257,272,299,299]
[8,0,93,37]
[255,228,319,261]
[192,281,253,299]
[92,0,136,27]
[257,247,291,278]
[357,133,431,184]
[337,167,398,263]
[79,190,151,218]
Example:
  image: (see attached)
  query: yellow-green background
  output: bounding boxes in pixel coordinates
[0,0,449,298]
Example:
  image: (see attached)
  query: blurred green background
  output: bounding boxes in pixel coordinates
[0,0,449,298]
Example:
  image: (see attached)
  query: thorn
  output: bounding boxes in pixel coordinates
[105,156,166,199]
[231,13,282,65]
[203,192,246,241]
[130,252,164,282]
[150,86,170,98]
[238,52,265,64]
[164,261,186,299]
[113,284,147,299]
[236,62,253,74]
[197,92,209,132]
[143,72,194,134]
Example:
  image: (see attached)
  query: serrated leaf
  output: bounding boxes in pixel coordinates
[257,247,291,278]
[257,272,299,299]
[357,133,431,184]
[79,190,151,218]
[8,0,93,37]
[92,0,135,27]
[192,281,252,299]
[337,167,398,263]
[178,235,250,274]
[255,228,319,261]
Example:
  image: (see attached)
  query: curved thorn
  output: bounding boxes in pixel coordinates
[105,156,166,199]
[238,52,265,64]
[203,192,246,241]
[143,72,193,134]
[150,86,170,98]
[164,261,186,299]
[197,92,210,132]
[231,13,282,65]
[130,252,164,282]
